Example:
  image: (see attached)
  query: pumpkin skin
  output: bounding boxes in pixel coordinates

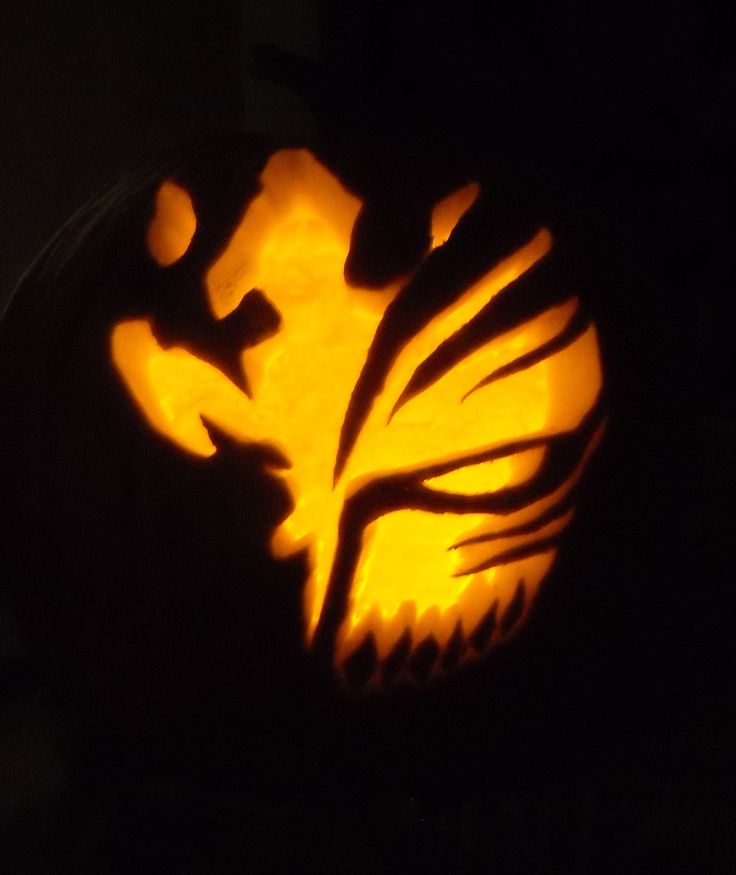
[0,136,621,795]
[107,146,604,689]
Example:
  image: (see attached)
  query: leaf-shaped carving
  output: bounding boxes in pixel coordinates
[111,149,604,688]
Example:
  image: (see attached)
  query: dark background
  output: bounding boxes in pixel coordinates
[1,2,735,871]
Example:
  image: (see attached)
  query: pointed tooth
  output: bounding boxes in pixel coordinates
[381,628,413,690]
[500,580,526,636]
[342,633,378,693]
[406,636,441,683]
[441,621,467,673]
[469,600,498,653]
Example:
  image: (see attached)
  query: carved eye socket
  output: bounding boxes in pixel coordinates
[146,180,197,267]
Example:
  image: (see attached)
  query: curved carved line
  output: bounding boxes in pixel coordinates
[450,498,576,549]
[354,398,605,519]
[342,393,605,504]
[447,415,604,548]
[454,515,572,576]
[333,212,545,482]
[460,307,591,403]
[387,248,576,421]
[454,536,561,577]
[313,402,605,666]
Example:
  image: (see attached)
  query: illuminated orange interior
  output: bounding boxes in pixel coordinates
[111,149,604,677]
[146,179,197,267]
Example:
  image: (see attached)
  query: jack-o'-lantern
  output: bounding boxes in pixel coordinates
[1,143,604,701]
[112,147,603,687]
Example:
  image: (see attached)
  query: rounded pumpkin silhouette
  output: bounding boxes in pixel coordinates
[0,141,603,700]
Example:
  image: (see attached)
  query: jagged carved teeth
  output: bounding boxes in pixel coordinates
[340,576,533,693]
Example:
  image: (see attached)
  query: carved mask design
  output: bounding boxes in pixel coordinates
[112,149,604,688]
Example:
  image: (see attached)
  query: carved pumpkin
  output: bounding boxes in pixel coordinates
[1,142,603,699]
[110,147,603,686]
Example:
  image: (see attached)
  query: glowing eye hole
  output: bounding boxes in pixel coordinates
[146,180,197,267]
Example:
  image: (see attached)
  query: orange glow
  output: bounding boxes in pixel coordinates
[111,149,604,683]
[431,182,480,246]
[145,180,196,266]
